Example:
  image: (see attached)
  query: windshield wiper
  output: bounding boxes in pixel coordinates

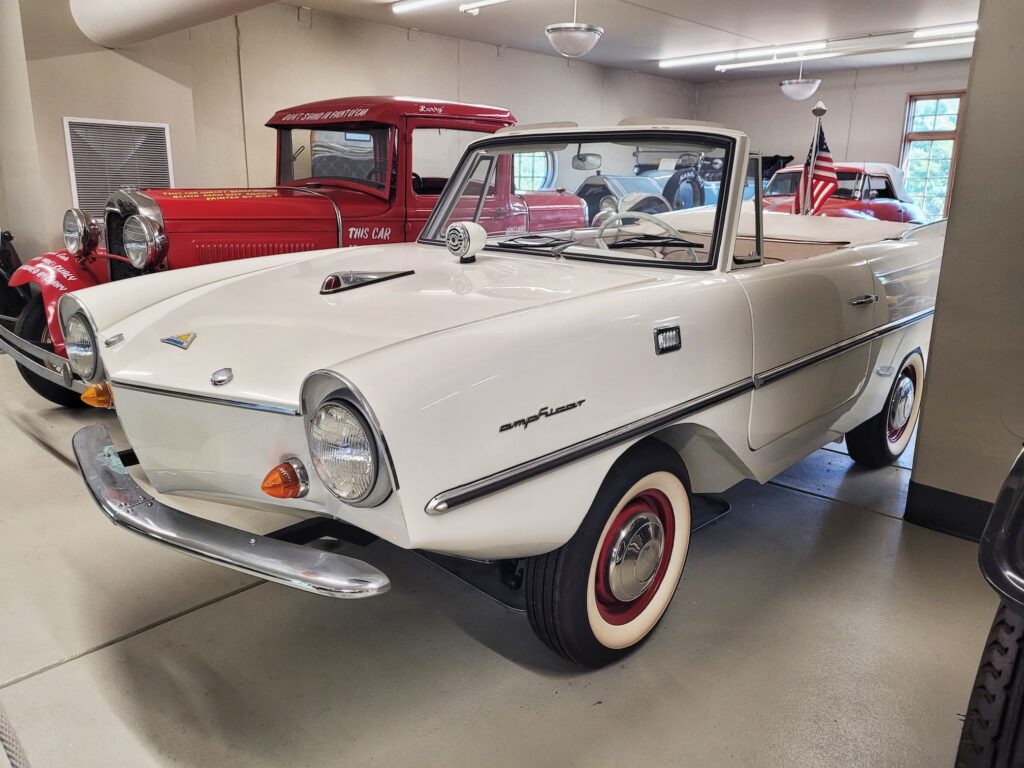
[606,234,703,250]
[492,235,575,249]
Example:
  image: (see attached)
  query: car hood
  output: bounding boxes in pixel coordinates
[101,243,664,409]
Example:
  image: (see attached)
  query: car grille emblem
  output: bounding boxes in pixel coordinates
[210,368,233,386]
[161,332,196,349]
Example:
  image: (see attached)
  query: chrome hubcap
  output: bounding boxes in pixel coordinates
[889,375,915,434]
[607,511,666,602]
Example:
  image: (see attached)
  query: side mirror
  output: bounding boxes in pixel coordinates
[572,153,602,171]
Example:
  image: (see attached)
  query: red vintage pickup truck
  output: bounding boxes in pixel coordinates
[0,96,587,406]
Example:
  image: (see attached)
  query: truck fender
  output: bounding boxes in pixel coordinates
[8,252,99,351]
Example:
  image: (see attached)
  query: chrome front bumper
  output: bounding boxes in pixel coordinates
[72,424,390,598]
[0,322,86,393]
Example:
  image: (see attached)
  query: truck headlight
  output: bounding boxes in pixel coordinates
[62,208,99,258]
[123,214,165,269]
[308,401,378,503]
[63,313,97,381]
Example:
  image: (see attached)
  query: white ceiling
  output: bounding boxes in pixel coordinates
[300,0,979,81]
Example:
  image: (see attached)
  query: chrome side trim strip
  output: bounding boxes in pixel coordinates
[425,306,936,514]
[0,322,86,393]
[72,424,389,598]
[425,377,754,515]
[752,307,935,389]
[110,380,300,416]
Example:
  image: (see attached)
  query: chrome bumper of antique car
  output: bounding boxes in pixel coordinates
[72,424,391,598]
[0,322,87,393]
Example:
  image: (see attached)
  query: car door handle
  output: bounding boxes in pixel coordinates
[848,294,879,306]
[495,207,509,217]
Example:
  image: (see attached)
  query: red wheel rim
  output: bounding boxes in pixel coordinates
[887,363,917,444]
[594,488,675,625]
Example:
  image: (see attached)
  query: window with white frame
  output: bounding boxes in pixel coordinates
[900,92,965,221]
[64,118,173,217]
[513,151,555,191]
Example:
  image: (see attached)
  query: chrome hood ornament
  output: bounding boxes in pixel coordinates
[161,332,196,349]
[210,368,233,386]
[320,270,414,295]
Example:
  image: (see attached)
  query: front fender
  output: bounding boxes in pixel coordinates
[980,448,1024,613]
[9,251,101,351]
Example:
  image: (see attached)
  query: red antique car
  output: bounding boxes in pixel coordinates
[763,162,926,223]
[0,96,587,406]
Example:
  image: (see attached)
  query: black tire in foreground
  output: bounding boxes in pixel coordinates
[956,601,1024,768]
[524,440,692,668]
[846,349,924,468]
[13,295,85,408]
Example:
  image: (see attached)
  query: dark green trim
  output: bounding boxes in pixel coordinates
[905,480,991,542]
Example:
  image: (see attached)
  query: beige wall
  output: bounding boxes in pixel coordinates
[26,31,199,251]
[192,4,697,188]
[907,0,1024,524]
[695,60,970,165]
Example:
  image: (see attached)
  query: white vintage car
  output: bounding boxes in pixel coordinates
[64,121,942,667]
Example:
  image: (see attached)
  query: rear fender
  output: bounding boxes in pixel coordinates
[9,251,100,351]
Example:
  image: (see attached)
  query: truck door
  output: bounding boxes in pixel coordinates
[404,118,513,240]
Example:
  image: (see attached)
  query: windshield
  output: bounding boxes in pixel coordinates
[278,124,393,193]
[423,131,733,268]
[766,170,862,199]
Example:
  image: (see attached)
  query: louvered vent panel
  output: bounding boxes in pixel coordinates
[194,242,318,264]
[65,119,172,218]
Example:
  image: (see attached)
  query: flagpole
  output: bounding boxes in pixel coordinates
[803,101,828,215]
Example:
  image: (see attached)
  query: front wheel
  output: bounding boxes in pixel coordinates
[13,296,85,408]
[846,350,924,467]
[524,441,691,667]
[956,601,1024,767]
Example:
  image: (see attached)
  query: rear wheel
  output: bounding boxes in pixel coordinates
[524,441,691,667]
[846,350,924,467]
[956,601,1024,767]
[13,296,84,408]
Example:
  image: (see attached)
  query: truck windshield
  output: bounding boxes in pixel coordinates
[278,124,393,192]
[422,131,733,268]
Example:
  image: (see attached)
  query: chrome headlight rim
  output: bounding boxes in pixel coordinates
[122,214,166,269]
[309,399,381,505]
[63,312,98,382]
[62,208,100,258]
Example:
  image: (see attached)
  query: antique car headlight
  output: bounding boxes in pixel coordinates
[123,214,166,269]
[308,401,378,503]
[62,208,100,257]
[63,313,97,381]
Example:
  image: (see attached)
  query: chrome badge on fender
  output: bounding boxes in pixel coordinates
[161,332,196,350]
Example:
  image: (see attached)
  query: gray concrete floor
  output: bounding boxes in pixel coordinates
[0,357,997,767]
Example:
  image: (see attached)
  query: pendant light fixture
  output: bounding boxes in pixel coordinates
[779,60,822,101]
[545,0,603,58]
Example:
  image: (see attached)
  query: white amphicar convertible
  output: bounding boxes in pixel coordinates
[63,120,942,667]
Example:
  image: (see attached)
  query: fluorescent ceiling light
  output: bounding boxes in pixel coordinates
[736,41,827,59]
[716,52,840,72]
[913,22,977,38]
[905,36,975,49]
[659,52,737,68]
[391,0,449,14]
[459,0,509,13]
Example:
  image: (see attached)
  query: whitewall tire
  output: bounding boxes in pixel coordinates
[524,440,691,667]
[847,349,925,467]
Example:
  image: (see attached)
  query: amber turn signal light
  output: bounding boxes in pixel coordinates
[81,381,114,409]
[261,458,309,499]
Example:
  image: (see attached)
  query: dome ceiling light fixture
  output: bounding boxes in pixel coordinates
[779,60,822,101]
[545,0,603,59]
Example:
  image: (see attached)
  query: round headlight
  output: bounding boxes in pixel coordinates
[123,214,165,269]
[63,313,97,381]
[308,402,378,502]
[62,209,94,257]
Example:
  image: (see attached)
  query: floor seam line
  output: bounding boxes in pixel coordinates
[766,480,904,522]
[0,581,263,691]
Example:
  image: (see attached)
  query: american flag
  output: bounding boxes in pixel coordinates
[793,124,838,215]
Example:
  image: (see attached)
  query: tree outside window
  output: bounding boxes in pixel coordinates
[513,151,554,191]
[901,93,965,221]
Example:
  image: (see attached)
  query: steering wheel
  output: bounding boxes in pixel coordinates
[366,163,387,184]
[594,211,692,250]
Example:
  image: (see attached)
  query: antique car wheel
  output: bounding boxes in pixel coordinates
[955,601,1024,767]
[846,350,924,467]
[524,440,691,667]
[13,296,85,408]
